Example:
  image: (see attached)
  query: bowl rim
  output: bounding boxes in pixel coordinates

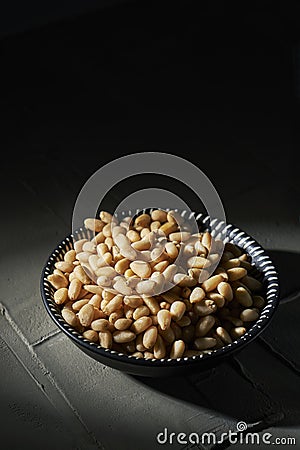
[40,211,280,368]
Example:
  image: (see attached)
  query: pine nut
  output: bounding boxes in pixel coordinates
[124,269,136,278]
[130,260,151,278]
[140,228,151,238]
[74,265,91,284]
[151,209,167,222]
[235,286,253,307]
[114,234,137,259]
[202,232,212,250]
[227,267,247,281]
[72,299,89,311]
[202,274,224,292]
[131,237,151,251]
[104,294,123,315]
[54,287,69,304]
[143,296,160,314]
[231,327,247,339]
[151,247,167,263]
[193,299,217,316]
[74,239,88,254]
[240,308,259,322]
[84,218,104,232]
[217,281,233,301]
[124,305,134,319]
[154,334,166,358]
[114,318,133,330]
[158,325,175,344]
[93,308,105,320]
[48,273,68,289]
[96,266,117,278]
[170,322,182,340]
[99,330,112,349]
[167,210,184,225]
[78,304,94,327]
[109,310,123,324]
[160,222,178,236]
[133,305,150,320]
[160,292,177,304]
[150,314,158,325]
[92,232,105,245]
[83,330,99,342]
[98,211,112,223]
[136,280,156,295]
[176,316,191,327]
[169,232,191,242]
[170,301,186,321]
[189,287,206,303]
[131,316,152,334]
[96,276,111,287]
[132,351,144,358]
[222,258,240,270]
[91,319,110,331]
[126,229,140,243]
[84,285,103,295]
[164,242,178,259]
[135,213,151,228]
[173,273,197,287]
[64,249,76,263]
[82,241,97,253]
[187,256,209,269]
[153,260,169,272]
[214,267,228,281]
[113,330,136,343]
[207,292,225,308]
[170,340,185,359]
[114,258,130,274]
[55,261,74,273]
[143,326,158,349]
[124,295,143,308]
[113,278,132,296]
[150,221,161,231]
[157,309,171,330]
[195,316,215,337]
[135,333,146,351]
[195,240,207,256]
[216,326,232,344]
[194,337,216,350]
[68,278,82,300]
[62,309,80,327]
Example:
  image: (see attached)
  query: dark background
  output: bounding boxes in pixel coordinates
[1,0,300,213]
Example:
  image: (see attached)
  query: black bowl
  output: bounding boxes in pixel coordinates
[40,211,280,377]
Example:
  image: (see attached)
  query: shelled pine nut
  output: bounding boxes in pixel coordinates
[48,209,266,360]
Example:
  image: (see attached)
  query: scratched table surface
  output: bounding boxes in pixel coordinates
[1,1,300,449]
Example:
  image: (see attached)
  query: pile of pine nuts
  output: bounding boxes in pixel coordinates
[47,209,265,360]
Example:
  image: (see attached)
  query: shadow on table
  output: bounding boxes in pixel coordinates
[130,250,300,428]
[266,250,300,300]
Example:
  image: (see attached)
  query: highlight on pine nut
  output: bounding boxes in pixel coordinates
[47,210,267,360]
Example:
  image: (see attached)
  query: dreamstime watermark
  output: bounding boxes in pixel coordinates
[156,422,296,446]
[72,152,227,294]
